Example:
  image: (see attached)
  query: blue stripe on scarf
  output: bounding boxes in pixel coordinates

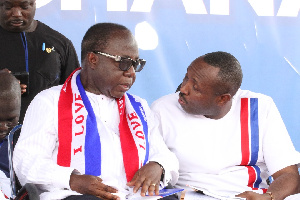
[76,74,101,176]
[249,98,259,166]
[127,93,149,165]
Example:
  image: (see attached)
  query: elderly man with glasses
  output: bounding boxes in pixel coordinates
[13,23,179,200]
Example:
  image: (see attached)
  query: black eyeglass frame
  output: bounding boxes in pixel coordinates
[93,51,146,72]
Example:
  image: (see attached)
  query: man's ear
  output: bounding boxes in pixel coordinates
[87,52,98,69]
[217,93,231,106]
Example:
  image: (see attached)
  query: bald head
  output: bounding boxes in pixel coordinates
[0,72,21,141]
[0,72,21,101]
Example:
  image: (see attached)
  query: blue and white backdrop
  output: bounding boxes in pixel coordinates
[35,0,300,151]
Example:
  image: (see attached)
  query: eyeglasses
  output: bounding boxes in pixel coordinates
[93,51,146,72]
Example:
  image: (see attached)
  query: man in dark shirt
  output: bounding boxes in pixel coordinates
[0,72,21,199]
[0,0,79,122]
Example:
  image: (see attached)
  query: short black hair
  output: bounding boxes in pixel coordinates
[203,51,243,96]
[81,22,130,62]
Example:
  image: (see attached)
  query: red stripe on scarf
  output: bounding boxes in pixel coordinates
[118,95,139,182]
[57,68,81,166]
[240,98,250,166]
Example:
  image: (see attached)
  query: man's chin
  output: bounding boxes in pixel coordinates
[111,91,126,99]
[7,27,26,32]
[5,24,28,32]
[114,94,125,100]
[180,105,196,115]
[178,102,187,111]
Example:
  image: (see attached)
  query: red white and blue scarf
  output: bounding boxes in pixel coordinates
[57,68,149,181]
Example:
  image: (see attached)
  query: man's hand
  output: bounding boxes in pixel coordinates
[69,174,120,200]
[236,191,272,200]
[127,161,163,196]
[237,165,299,200]
[20,84,27,94]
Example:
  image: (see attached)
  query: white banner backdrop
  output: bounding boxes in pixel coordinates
[35,0,300,151]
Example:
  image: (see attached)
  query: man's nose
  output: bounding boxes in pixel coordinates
[12,7,22,17]
[124,65,136,78]
[180,82,189,95]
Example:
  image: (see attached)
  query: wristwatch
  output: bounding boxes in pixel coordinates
[155,162,165,181]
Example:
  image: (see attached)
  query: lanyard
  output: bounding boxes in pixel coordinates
[20,32,29,72]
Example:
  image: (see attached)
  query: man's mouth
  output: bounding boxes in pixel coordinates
[178,93,187,105]
[120,83,131,91]
[10,20,24,27]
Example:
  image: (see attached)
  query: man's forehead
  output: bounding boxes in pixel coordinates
[109,32,136,45]
[106,34,139,57]
[188,59,220,80]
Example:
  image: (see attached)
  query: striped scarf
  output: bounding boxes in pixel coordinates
[57,68,149,181]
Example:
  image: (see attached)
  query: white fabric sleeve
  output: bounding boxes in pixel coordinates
[262,98,300,175]
[13,89,75,190]
[141,99,179,186]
